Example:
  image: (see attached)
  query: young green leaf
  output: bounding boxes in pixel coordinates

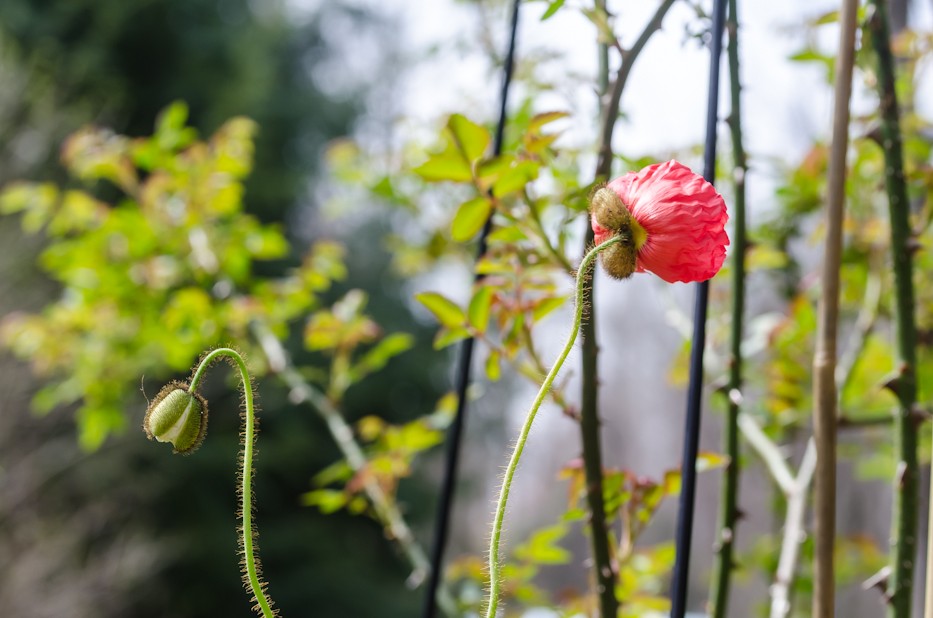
[416,292,467,329]
[468,286,495,333]
[413,145,474,182]
[513,524,571,565]
[433,326,471,350]
[447,114,490,163]
[531,296,567,322]
[492,160,540,197]
[350,333,416,381]
[485,349,502,382]
[452,197,493,242]
[540,0,565,21]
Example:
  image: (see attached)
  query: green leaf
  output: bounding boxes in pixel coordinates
[487,225,527,243]
[527,111,569,132]
[696,451,730,472]
[451,197,492,242]
[540,0,565,21]
[413,148,473,182]
[154,100,197,151]
[434,326,470,350]
[492,160,540,197]
[447,114,490,163]
[416,292,466,329]
[311,460,354,486]
[531,296,567,322]
[746,244,789,271]
[513,524,570,565]
[0,182,59,232]
[47,191,106,236]
[840,334,897,412]
[581,6,616,45]
[301,489,349,514]
[467,286,494,332]
[352,333,415,378]
[485,349,502,382]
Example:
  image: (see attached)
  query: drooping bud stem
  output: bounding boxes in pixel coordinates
[144,348,277,618]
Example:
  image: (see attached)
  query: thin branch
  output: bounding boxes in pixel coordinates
[708,0,748,613]
[868,2,921,616]
[250,322,445,603]
[521,188,575,271]
[737,413,795,494]
[579,3,678,615]
[771,440,817,618]
[595,0,677,179]
[579,2,618,614]
[812,0,858,614]
[737,412,819,618]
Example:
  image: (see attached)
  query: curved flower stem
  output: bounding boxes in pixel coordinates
[868,2,920,616]
[708,1,747,614]
[485,236,619,618]
[188,348,276,618]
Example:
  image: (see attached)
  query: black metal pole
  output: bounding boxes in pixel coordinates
[669,1,727,616]
[421,2,520,616]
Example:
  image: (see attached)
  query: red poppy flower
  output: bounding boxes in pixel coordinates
[590,159,729,283]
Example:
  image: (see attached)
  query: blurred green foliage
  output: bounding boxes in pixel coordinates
[1,103,338,450]
[0,2,444,616]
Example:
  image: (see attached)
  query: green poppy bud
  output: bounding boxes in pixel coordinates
[144,382,208,454]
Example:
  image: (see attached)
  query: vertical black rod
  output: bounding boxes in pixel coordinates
[669,0,727,616]
[421,2,520,616]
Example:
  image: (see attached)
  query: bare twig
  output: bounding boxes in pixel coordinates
[738,414,795,494]
[250,322,446,604]
[771,440,817,618]
[737,414,818,618]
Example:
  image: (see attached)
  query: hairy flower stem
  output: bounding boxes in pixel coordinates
[812,1,857,615]
[485,237,619,618]
[868,2,920,616]
[188,348,276,618]
[708,1,747,615]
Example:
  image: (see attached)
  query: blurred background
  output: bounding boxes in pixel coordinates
[1,1,931,617]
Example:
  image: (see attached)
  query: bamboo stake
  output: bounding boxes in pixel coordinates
[811,0,858,615]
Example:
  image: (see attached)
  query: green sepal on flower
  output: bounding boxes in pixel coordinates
[144,381,208,454]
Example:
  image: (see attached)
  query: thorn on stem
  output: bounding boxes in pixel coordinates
[862,565,890,598]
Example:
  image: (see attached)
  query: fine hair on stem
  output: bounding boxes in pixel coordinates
[485,236,618,618]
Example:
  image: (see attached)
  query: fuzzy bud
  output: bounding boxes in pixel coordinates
[590,160,729,283]
[144,382,208,454]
